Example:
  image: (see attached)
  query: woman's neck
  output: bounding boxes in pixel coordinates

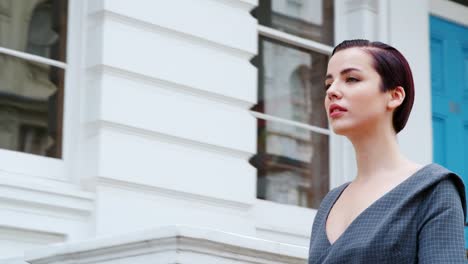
[348,125,411,184]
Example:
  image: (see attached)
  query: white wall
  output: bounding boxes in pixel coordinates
[5,0,468,260]
[82,0,260,237]
[389,0,433,165]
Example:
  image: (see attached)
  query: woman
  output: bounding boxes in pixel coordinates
[308,39,467,263]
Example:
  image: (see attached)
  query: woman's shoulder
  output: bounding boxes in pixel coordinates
[412,163,464,191]
[417,163,467,219]
[420,163,465,197]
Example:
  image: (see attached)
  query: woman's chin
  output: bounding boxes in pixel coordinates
[330,124,354,136]
[331,128,347,136]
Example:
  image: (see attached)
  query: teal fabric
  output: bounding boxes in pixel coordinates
[308,163,467,263]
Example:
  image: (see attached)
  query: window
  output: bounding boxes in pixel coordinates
[251,0,334,209]
[449,0,468,7]
[0,0,67,158]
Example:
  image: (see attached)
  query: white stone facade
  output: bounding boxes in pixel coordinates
[0,0,466,263]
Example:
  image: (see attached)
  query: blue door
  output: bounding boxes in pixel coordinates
[430,15,468,247]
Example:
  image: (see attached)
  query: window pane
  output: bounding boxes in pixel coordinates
[449,0,468,7]
[255,0,334,45]
[253,37,329,129]
[251,120,329,208]
[0,0,68,62]
[0,53,64,158]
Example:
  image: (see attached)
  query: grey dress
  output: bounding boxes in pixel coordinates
[308,163,467,263]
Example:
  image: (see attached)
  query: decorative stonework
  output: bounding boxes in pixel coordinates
[344,0,379,14]
[25,226,308,264]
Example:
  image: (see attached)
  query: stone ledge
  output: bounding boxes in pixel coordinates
[25,225,308,264]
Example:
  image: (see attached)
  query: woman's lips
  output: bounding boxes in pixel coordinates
[330,110,346,118]
[329,103,348,118]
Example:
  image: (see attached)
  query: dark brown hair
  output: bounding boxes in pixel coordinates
[332,39,415,134]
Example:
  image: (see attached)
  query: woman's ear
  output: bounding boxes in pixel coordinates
[387,86,405,111]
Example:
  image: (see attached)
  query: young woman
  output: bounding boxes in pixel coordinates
[308,39,467,263]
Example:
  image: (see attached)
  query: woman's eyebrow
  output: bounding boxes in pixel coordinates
[325,67,362,80]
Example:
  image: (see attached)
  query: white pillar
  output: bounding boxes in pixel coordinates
[80,0,260,236]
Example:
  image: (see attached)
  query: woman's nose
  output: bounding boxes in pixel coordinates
[326,84,342,100]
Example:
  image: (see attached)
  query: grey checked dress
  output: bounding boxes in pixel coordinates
[308,163,467,263]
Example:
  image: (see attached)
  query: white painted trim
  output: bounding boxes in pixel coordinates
[25,225,307,263]
[92,65,254,109]
[250,111,330,136]
[0,170,94,219]
[430,0,468,27]
[62,0,87,184]
[378,0,390,42]
[0,226,64,244]
[258,25,333,55]
[97,176,252,211]
[89,10,255,59]
[213,0,258,11]
[0,192,92,219]
[92,120,252,159]
[329,134,345,188]
[0,47,67,69]
[252,198,315,246]
[0,226,65,244]
[0,149,65,180]
[0,175,93,201]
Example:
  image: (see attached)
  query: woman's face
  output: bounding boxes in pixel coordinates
[324,47,390,136]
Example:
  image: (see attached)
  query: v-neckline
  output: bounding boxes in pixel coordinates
[323,163,434,247]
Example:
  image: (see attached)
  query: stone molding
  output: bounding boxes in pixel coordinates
[25,225,307,264]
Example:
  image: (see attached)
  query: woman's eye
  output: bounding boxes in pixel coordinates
[324,84,331,90]
[346,77,359,83]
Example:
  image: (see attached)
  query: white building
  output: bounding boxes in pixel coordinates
[0,0,467,263]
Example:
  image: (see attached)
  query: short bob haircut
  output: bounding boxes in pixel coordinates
[331,39,415,134]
